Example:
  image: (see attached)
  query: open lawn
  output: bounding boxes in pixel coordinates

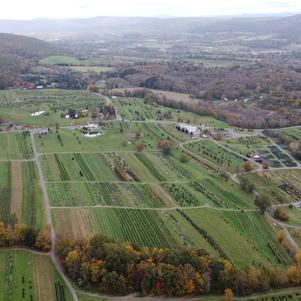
[37,128,135,153]
[0,250,72,301]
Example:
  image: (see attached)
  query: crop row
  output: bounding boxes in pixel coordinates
[177,209,228,259]
[161,183,200,207]
[189,181,226,207]
[221,211,292,266]
[135,153,166,181]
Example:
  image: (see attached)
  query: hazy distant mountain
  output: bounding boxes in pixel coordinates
[0,14,301,41]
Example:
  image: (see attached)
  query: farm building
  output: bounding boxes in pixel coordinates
[176,123,199,136]
[31,111,45,117]
[65,111,79,119]
[39,128,49,135]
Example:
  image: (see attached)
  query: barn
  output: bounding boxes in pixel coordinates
[176,123,199,136]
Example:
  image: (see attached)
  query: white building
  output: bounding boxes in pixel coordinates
[176,123,199,136]
[31,111,45,117]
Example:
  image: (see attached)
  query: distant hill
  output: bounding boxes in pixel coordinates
[1,14,301,42]
[0,32,61,59]
[0,33,62,88]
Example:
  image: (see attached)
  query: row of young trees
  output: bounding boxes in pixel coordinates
[0,222,51,252]
[56,234,301,297]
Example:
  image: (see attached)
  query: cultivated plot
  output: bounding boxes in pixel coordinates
[0,132,33,160]
[0,161,44,227]
[0,250,72,301]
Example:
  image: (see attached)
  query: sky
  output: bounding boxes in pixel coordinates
[1,0,301,19]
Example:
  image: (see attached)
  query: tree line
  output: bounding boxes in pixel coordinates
[0,222,51,252]
[56,234,301,297]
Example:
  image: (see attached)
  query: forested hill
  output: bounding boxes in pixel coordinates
[0,32,60,59]
[0,33,62,88]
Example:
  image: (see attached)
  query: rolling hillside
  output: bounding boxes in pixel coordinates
[0,33,62,88]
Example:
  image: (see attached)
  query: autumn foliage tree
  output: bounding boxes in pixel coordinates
[135,140,145,152]
[243,161,253,172]
[224,288,233,301]
[0,222,51,251]
[157,139,175,155]
[56,234,301,297]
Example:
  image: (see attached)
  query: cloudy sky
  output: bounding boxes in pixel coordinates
[1,0,301,19]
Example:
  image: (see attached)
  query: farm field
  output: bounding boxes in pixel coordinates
[36,127,136,153]
[52,207,183,248]
[178,208,292,267]
[0,89,106,127]
[0,132,33,160]
[184,139,246,173]
[275,169,301,185]
[222,136,271,156]
[52,207,290,268]
[273,206,301,226]
[48,182,175,208]
[0,161,44,227]
[221,136,298,168]
[113,97,230,127]
[0,250,72,301]
[40,56,105,67]
[247,172,296,205]
[280,128,301,142]
[41,150,211,184]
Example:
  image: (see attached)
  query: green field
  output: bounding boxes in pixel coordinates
[48,182,175,208]
[52,207,183,248]
[0,250,72,301]
[40,56,106,67]
[273,206,301,226]
[222,136,271,156]
[37,127,135,153]
[113,97,229,127]
[0,132,33,160]
[0,89,106,127]
[0,161,44,227]
[52,207,290,267]
[185,140,246,172]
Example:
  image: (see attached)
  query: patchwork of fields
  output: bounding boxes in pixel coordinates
[1,90,300,300]
[0,89,107,127]
[0,251,72,301]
